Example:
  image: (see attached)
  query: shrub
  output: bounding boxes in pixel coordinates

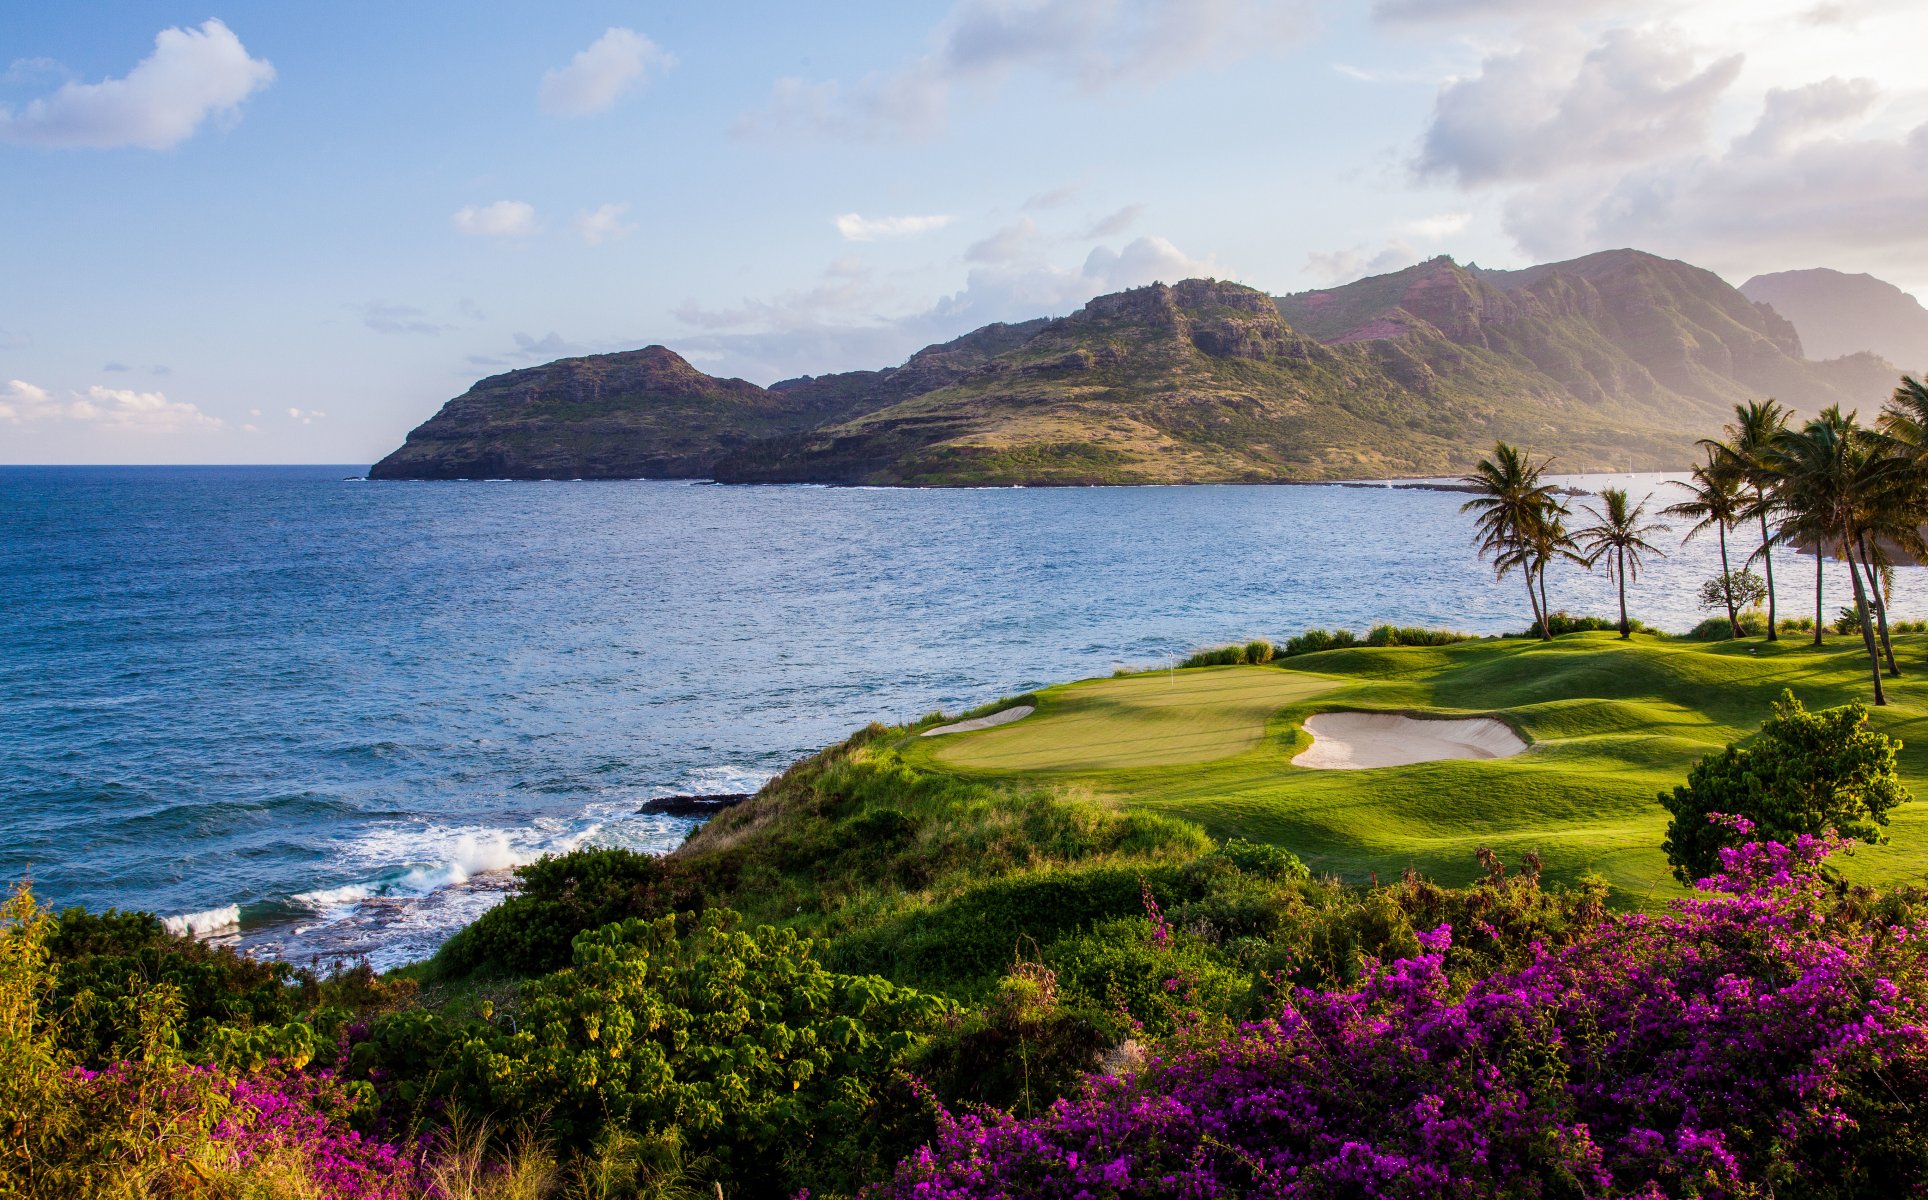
[1836,605,1866,634]
[1660,689,1910,883]
[432,847,701,980]
[1522,611,1646,638]
[1244,639,1274,665]
[1690,609,1768,640]
[884,833,1928,1198]
[1699,569,1769,614]
[1180,645,1246,668]
[361,911,956,1197]
[1281,628,1359,657]
[1364,624,1469,648]
[47,907,319,1066]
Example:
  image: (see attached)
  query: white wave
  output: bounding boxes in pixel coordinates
[163,904,241,938]
[291,883,375,910]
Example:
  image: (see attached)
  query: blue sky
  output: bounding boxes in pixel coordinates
[3,0,1926,464]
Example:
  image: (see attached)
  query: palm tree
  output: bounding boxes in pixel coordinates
[1764,407,1899,704]
[1574,487,1668,638]
[1528,509,1582,634]
[1461,444,1566,640]
[1709,399,1789,640]
[1661,452,1748,638]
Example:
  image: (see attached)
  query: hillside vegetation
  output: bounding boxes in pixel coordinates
[371,249,1904,485]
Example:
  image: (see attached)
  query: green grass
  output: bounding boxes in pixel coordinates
[906,632,1928,903]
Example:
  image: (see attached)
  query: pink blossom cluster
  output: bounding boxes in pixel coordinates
[886,829,1928,1197]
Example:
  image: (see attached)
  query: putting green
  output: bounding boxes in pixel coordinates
[932,667,1338,771]
[907,633,1928,902]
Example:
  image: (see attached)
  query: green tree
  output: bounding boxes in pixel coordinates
[1662,451,1748,638]
[1573,487,1668,638]
[1461,443,1566,641]
[1659,690,1910,883]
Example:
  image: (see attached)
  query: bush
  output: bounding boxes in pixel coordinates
[1243,639,1274,665]
[432,847,702,980]
[1363,624,1469,648]
[1521,611,1641,638]
[359,911,957,1197]
[1281,628,1359,657]
[1660,689,1911,883]
[883,835,1928,1199]
[1699,569,1768,614]
[1179,645,1247,668]
[1836,605,1866,634]
[1691,609,1769,640]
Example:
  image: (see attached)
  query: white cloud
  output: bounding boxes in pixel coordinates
[1303,242,1422,285]
[1375,0,1619,22]
[736,0,1314,141]
[0,379,50,422]
[673,234,1226,383]
[834,212,954,241]
[286,406,326,424]
[966,217,1042,263]
[1418,26,1742,186]
[538,28,673,118]
[0,20,274,150]
[1399,211,1472,239]
[452,200,538,238]
[359,302,444,335]
[572,202,636,245]
[1084,204,1145,239]
[1733,76,1879,155]
[78,385,221,431]
[465,332,595,368]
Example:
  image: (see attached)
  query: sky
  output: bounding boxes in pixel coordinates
[3,0,1926,465]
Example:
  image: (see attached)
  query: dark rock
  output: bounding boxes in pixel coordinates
[637,793,752,816]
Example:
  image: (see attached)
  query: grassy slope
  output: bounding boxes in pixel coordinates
[910,634,1928,902]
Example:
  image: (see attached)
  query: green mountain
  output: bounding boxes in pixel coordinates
[371,249,1903,485]
[1740,267,1928,374]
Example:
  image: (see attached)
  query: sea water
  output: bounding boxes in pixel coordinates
[1,466,1897,967]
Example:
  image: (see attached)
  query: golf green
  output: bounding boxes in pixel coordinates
[906,632,1928,901]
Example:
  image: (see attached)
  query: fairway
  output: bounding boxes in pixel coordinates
[907,634,1928,901]
[929,667,1338,771]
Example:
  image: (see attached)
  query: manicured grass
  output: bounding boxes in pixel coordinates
[905,632,1928,902]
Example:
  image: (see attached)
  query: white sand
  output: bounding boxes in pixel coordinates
[922,705,1035,737]
[1293,711,1526,770]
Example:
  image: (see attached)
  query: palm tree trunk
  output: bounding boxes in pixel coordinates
[1616,548,1630,639]
[1813,550,1824,647]
[1843,536,1888,705]
[1717,521,1740,637]
[1757,499,1777,641]
[1537,557,1552,640]
[1522,571,1544,639]
[1860,533,1901,676]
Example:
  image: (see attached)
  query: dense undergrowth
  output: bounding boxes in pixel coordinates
[9,657,1928,1196]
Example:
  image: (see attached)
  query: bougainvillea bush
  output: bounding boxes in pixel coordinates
[885,822,1928,1198]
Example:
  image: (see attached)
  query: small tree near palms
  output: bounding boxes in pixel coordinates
[1573,487,1667,639]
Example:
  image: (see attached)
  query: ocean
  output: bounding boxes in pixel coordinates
[1,465,1896,968]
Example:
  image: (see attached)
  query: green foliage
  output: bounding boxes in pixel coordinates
[1521,611,1646,637]
[1836,605,1866,635]
[358,911,955,1197]
[1044,918,1254,1034]
[1698,570,1769,613]
[1661,689,1912,882]
[1364,624,1470,648]
[433,847,702,980]
[1180,645,1246,668]
[1244,639,1274,665]
[1692,609,1770,640]
[46,906,319,1066]
[1282,627,1360,656]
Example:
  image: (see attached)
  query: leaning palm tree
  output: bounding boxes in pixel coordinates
[1708,399,1789,640]
[1526,509,1582,634]
[1574,487,1668,638]
[1661,452,1748,638]
[1763,407,1899,704]
[1461,443,1565,640]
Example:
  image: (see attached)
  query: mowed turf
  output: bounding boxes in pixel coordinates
[907,633,1928,903]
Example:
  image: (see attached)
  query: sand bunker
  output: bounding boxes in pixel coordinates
[923,705,1035,737]
[1293,712,1526,769]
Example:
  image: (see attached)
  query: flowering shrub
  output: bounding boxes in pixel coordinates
[884,823,1928,1198]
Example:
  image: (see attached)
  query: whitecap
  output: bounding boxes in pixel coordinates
[162,904,241,939]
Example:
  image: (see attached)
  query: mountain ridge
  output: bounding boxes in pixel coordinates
[371,249,1906,486]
